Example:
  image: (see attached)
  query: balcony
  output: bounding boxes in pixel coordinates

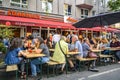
[76,0,93,10]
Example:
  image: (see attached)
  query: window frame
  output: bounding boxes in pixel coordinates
[0,0,2,4]
[92,11,96,16]
[42,0,53,13]
[81,8,89,18]
[64,4,72,16]
[10,0,28,8]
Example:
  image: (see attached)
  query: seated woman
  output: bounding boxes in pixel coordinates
[5,38,28,79]
[110,37,120,63]
[89,37,97,49]
[51,36,68,72]
[30,37,50,78]
[99,38,110,55]
[82,38,98,71]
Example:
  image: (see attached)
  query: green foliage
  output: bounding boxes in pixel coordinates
[108,0,120,11]
[0,27,14,38]
[0,42,6,54]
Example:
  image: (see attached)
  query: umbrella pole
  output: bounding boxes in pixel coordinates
[100,27,103,38]
[86,30,88,38]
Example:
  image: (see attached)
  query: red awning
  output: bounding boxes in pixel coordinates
[78,27,120,33]
[79,28,92,31]
[0,15,75,29]
[91,27,120,32]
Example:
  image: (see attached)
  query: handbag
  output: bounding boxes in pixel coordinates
[88,52,98,58]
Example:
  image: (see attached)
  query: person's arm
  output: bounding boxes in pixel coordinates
[75,41,82,53]
[85,44,92,52]
[18,50,29,57]
[34,47,42,54]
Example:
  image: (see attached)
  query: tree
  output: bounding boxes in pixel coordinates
[108,0,120,11]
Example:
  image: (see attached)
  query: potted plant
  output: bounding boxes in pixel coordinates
[0,42,6,68]
[0,42,6,54]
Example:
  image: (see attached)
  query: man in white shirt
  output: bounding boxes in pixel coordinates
[52,29,61,47]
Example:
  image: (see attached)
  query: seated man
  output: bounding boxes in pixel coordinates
[68,35,83,70]
[30,37,50,79]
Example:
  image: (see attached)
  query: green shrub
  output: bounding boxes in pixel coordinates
[0,42,6,54]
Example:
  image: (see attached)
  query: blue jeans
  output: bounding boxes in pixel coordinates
[116,51,120,61]
[30,57,49,76]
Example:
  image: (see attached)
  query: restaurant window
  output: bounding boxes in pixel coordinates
[42,0,53,13]
[81,9,89,18]
[10,0,28,8]
[64,4,72,15]
[0,0,2,4]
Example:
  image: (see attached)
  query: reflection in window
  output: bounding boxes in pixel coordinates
[42,0,53,13]
[64,4,72,15]
[10,0,28,8]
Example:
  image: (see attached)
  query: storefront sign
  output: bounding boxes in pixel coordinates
[67,17,78,23]
[64,16,78,23]
[15,22,35,26]
[7,10,40,19]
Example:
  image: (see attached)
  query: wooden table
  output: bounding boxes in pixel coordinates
[25,53,46,58]
[22,50,46,80]
[92,49,103,53]
[67,52,79,55]
[49,49,55,52]
[22,50,46,58]
[105,47,120,51]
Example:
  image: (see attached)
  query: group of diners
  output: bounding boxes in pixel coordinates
[4,30,120,79]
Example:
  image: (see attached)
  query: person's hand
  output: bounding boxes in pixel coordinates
[34,48,42,54]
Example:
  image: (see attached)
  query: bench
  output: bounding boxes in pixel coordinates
[77,57,97,71]
[46,59,65,77]
[99,54,114,65]
[99,54,113,58]
[6,64,18,72]
[6,64,18,80]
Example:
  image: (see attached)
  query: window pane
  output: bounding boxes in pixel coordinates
[22,0,27,4]
[64,4,71,15]
[85,10,88,15]
[92,11,95,16]
[22,4,27,8]
[11,3,20,7]
[68,5,71,15]
[42,1,47,12]
[81,9,83,15]
[11,0,20,2]
[0,0,2,4]
[47,2,52,13]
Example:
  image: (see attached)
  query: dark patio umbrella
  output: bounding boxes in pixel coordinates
[73,11,120,28]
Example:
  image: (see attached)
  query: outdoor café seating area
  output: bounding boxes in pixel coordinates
[0,28,120,80]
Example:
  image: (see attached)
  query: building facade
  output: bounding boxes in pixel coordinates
[0,0,109,38]
[1,0,109,18]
